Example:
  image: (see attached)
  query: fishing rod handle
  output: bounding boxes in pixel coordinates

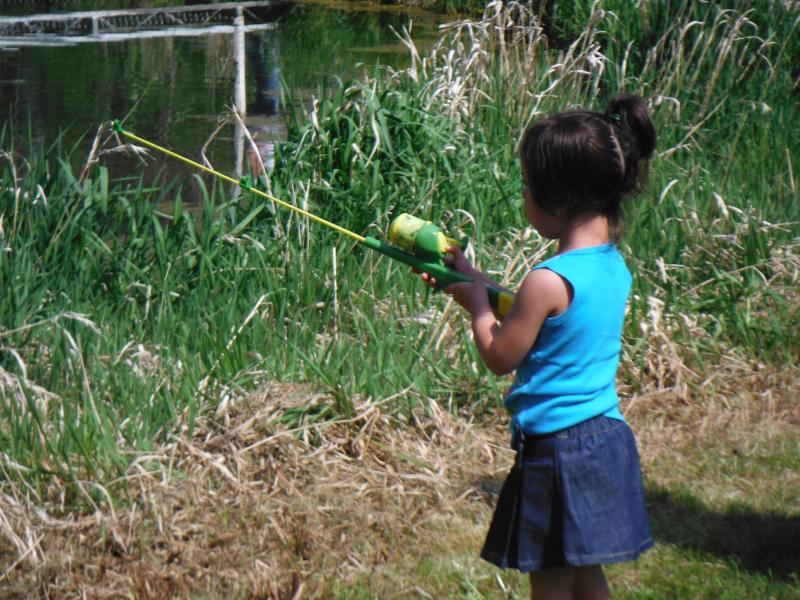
[364,237,514,318]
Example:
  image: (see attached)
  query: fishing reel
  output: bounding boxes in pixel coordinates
[387,213,467,262]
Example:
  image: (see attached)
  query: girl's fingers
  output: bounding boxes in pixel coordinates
[444,245,463,266]
[421,272,438,287]
[415,269,438,287]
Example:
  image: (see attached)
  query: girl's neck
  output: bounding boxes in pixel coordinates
[557,212,611,254]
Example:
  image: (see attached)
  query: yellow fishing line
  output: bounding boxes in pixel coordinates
[115,124,366,244]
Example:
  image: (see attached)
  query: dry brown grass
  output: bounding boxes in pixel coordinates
[621,361,800,582]
[2,354,797,598]
[0,382,513,599]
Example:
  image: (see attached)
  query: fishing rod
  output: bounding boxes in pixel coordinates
[112,120,514,317]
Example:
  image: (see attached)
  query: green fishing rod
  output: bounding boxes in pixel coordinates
[112,120,514,317]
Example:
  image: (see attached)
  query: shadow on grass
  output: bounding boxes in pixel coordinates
[472,475,799,581]
[646,485,800,581]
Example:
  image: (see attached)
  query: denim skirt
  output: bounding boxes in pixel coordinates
[481,415,653,572]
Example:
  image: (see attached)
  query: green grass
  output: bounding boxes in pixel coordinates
[0,4,798,593]
[319,491,800,599]
[327,547,799,599]
[313,416,800,598]
[2,0,798,484]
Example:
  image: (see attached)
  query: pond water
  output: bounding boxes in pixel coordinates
[0,1,445,177]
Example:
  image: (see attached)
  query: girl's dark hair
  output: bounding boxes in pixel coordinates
[520,94,656,227]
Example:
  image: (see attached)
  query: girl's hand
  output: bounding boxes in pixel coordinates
[422,246,482,291]
[419,246,491,315]
[443,246,483,282]
[419,246,483,287]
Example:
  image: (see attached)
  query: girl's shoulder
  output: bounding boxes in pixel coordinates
[533,244,630,292]
[535,243,625,271]
[517,264,572,318]
[537,243,619,264]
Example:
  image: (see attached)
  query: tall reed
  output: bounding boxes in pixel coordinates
[1,0,797,493]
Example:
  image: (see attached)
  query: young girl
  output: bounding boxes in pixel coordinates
[423,94,656,599]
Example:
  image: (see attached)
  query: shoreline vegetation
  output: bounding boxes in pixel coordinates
[1,0,798,596]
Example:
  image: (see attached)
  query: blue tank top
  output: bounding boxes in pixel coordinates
[505,244,630,435]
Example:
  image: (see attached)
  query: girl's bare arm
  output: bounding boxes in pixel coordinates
[451,268,568,374]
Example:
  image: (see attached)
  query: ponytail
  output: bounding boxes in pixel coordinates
[604,94,656,204]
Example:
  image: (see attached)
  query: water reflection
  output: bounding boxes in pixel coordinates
[249,28,280,117]
[0,2,443,185]
[246,28,282,173]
